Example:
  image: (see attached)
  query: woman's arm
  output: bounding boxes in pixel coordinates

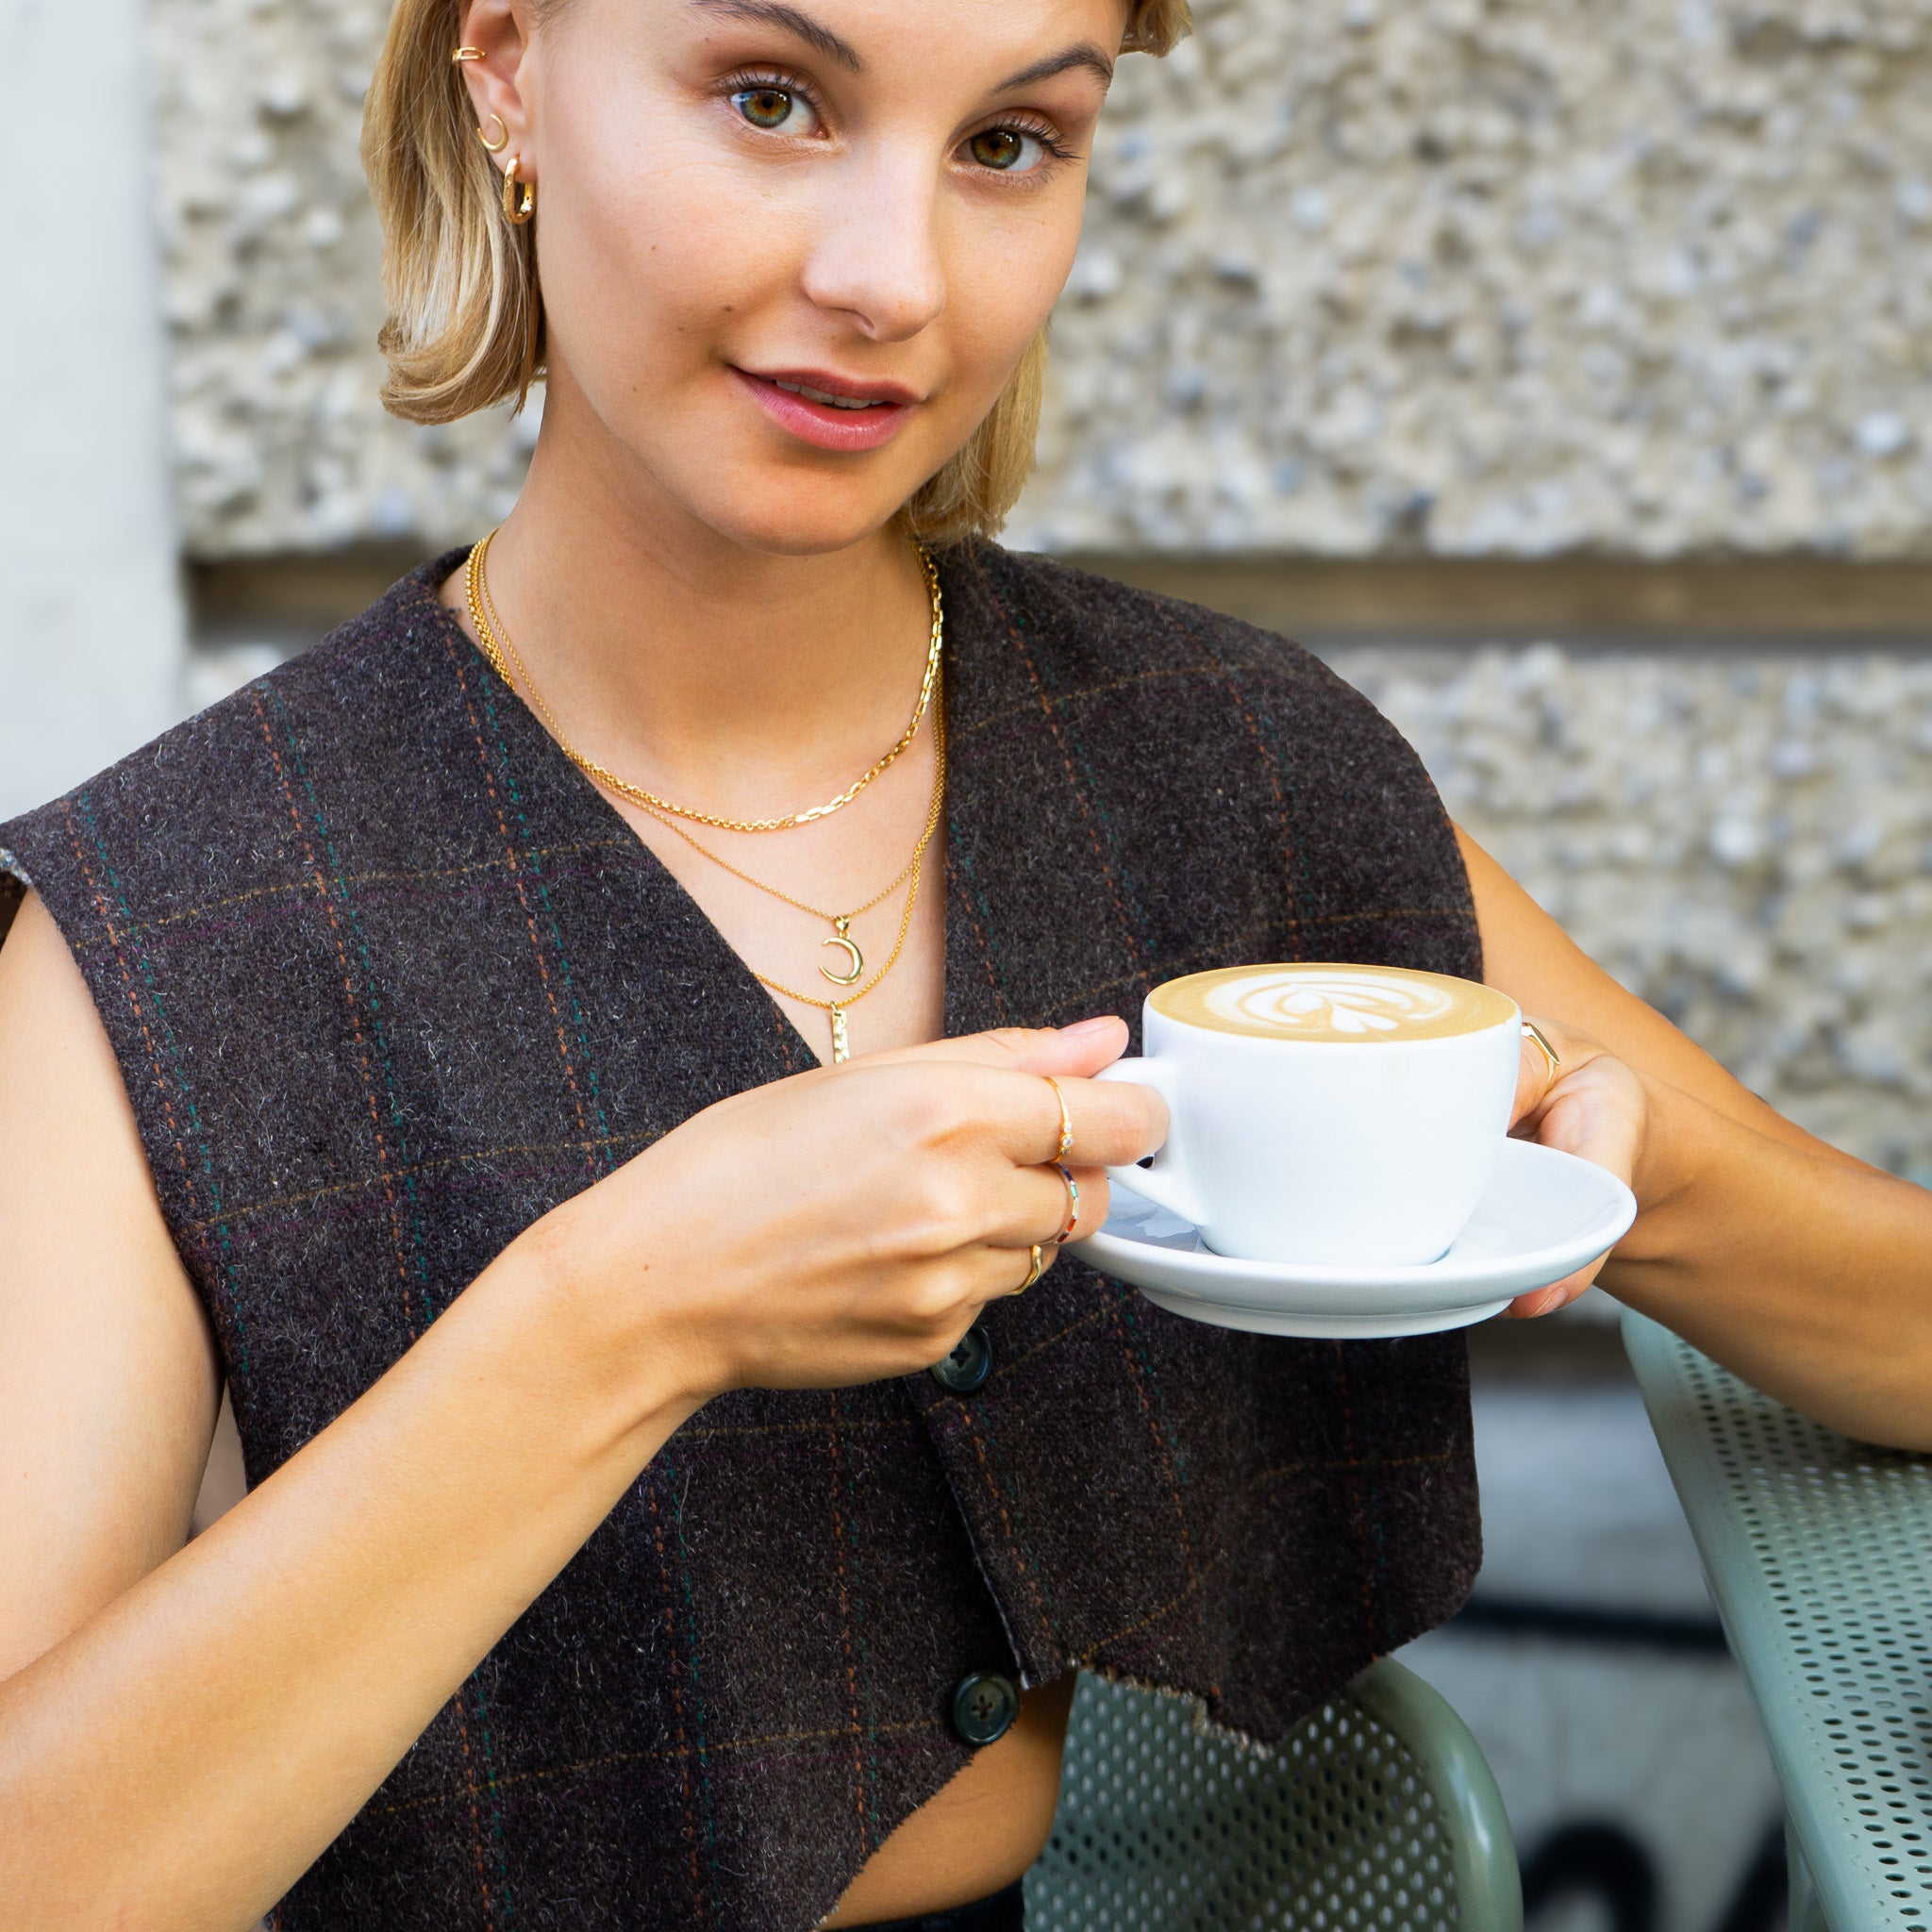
[0,893,1160,1932]
[1462,828,1932,1450]
[0,892,709,1930]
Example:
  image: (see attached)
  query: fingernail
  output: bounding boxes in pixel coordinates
[1061,1015,1120,1038]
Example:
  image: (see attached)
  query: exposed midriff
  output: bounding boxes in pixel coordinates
[821,1674,1076,1926]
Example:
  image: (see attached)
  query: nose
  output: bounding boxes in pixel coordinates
[799,143,947,343]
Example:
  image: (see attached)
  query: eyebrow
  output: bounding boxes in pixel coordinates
[688,0,863,73]
[993,43,1116,92]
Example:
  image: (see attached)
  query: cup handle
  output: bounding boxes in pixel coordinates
[1096,1058,1208,1229]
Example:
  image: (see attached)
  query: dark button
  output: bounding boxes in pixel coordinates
[929,1324,992,1395]
[950,1670,1020,1746]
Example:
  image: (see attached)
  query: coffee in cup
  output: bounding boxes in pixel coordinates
[1097,964,1522,1266]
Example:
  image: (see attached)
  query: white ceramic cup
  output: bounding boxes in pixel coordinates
[1096,963,1523,1266]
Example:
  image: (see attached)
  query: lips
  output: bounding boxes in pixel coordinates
[731,365,921,454]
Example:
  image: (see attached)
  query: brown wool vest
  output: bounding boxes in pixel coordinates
[1,542,1481,1931]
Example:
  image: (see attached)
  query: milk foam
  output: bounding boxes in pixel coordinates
[1151,964,1516,1043]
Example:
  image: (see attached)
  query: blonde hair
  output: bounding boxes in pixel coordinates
[362,0,1191,543]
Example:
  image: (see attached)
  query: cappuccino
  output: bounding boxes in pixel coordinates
[1152,965,1516,1045]
[1100,961,1521,1264]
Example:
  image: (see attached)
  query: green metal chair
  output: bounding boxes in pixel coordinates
[1028,1656,1523,1930]
[1625,1308,1932,1932]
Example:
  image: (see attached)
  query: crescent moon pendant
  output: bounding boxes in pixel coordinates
[820,934,865,986]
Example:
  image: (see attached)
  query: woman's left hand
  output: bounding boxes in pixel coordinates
[1505,1018,1648,1317]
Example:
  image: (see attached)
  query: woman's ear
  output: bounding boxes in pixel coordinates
[456,0,537,177]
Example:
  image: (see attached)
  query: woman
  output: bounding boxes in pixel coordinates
[1,0,1926,1927]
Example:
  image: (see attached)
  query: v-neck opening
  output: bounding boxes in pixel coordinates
[404,551,959,1073]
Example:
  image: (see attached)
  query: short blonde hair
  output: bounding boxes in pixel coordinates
[362,0,1191,543]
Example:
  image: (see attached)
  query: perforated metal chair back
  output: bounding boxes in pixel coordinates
[1027,1657,1521,1931]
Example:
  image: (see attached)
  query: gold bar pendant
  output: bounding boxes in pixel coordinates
[830,1008,850,1063]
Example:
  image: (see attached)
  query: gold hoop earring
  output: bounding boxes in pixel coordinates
[502,157,536,225]
[477,114,508,154]
[451,45,485,62]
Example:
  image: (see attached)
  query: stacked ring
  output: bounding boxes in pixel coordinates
[1043,1075,1074,1162]
[1052,1164,1081,1244]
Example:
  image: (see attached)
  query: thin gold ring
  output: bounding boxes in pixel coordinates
[451,45,485,62]
[1052,1165,1081,1244]
[477,114,508,154]
[1043,1075,1074,1162]
[1524,1020,1562,1082]
[1019,1244,1048,1293]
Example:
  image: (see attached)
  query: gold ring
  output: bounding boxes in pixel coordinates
[1042,1075,1074,1162]
[477,113,509,154]
[1019,1244,1048,1293]
[451,44,485,62]
[1524,1020,1562,1081]
[1052,1164,1081,1243]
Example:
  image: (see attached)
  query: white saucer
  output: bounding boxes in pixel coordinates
[1069,1139,1637,1340]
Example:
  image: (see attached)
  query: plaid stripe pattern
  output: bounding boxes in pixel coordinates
[0,543,1481,1930]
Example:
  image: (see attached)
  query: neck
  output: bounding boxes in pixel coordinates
[476,375,936,824]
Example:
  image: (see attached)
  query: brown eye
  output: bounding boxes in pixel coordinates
[735,86,794,129]
[969,128,1025,171]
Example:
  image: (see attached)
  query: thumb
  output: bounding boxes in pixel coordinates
[1510,1015,1590,1131]
[869,1014,1130,1078]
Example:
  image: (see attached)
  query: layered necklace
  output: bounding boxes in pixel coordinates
[463,531,944,1063]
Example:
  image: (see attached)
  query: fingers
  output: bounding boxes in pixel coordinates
[932,1162,1108,1316]
[990,1069,1164,1171]
[1507,1250,1612,1319]
[1510,1015,1580,1129]
[841,1018,1160,1164]
[871,1016,1130,1081]
[980,1160,1112,1308]
[1055,1166,1104,1244]
[977,1162,1109,1251]
[1510,1028,1558,1129]
[866,1055,1163,1171]
[1509,1015,1615,1132]
[983,1234,1061,1301]
[1002,1016,1131,1078]
[1009,1241,1056,1294]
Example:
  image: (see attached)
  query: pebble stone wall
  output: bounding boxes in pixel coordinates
[153,0,1932,1174]
[154,0,1932,558]
[1331,642,1932,1175]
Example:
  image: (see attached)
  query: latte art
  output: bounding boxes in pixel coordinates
[1208,972,1455,1036]
[1151,963,1517,1043]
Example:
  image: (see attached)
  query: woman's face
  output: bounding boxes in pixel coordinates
[465,0,1127,554]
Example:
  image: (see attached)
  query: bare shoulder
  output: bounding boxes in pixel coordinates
[0,892,219,1681]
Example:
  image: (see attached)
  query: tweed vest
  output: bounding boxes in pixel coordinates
[0,542,1482,1932]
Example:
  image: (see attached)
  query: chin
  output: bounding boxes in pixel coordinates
[676,467,931,558]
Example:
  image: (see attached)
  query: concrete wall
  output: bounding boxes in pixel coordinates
[154,0,1932,559]
[20,0,1925,1171]
[1333,641,1932,1176]
[146,0,1932,1178]
[0,0,184,820]
[1027,0,1932,555]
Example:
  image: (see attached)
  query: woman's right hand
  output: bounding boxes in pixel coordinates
[520,1015,1167,1409]
[0,918,1171,1930]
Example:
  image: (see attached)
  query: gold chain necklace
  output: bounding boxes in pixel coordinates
[463,534,947,1063]
[636,694,945,1062]
[464,528,943,833]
